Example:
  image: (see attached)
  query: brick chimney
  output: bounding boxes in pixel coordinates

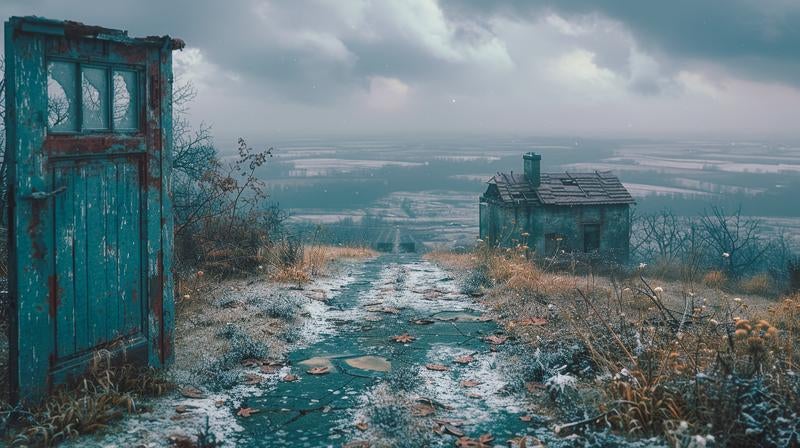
[523,152,541,187]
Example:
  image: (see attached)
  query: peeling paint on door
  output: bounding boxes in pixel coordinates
[4,16,183,403]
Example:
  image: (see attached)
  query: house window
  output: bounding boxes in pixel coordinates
[583,224,600,252]
[545,233,565,256]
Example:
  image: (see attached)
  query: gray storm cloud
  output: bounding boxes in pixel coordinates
[1,0,799,139]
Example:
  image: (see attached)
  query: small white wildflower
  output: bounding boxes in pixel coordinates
[722,252,730,258]
[654,286,664,293]
[733,297,742,303]
[638,262,647,269]
[709,319,719,325]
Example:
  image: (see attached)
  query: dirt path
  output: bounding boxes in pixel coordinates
[66,254,552,447]
[229,254,541,447]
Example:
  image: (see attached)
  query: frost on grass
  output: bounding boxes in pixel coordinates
[360,385,432,448]
[386,365,421,392]
[189,323,271,389]
[213,293,243,309]
[460,265,492,296]
[502,342,590,393]
[255,292,306,320]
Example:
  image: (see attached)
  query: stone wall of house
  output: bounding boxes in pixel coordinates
[479,200,631,263]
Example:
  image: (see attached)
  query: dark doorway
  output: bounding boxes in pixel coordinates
[583,224,601,252]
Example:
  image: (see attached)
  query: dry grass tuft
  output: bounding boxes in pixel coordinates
[702,270,726,289]
[428,245,583,299]
[4,351,171,446]
[738,273,773,295]
[433,246,800,445]
[423,251,477,271]
[271,245,377,284]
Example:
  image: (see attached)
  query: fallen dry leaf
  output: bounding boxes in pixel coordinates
[412,403,436,417]
[260,365,279,374]
[214,400,225,408]
[434,418,464,426]
[425,363,449,371]
[484,335,508,345]
[455,433,494,448]
[467,392,482,399]
[460,379,480,388]
[241,358,262,367]
[180,386,206,399]
[174,404,193,414]
[516,317,548,326]
[453,354,475,365]
[307,366,330,375]
[355,421,369,431]
[507,435,540,448]
[443,425,465,437]
[244,373,264,385]
[508,436,527,448]
[282,374,299,382]
[519,415,533,422]
[391,333,416,343]
[236,407,259,418]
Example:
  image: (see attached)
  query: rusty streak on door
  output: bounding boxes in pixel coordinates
[4,16,183,403]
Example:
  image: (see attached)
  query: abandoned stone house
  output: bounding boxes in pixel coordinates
[479,153,635,262]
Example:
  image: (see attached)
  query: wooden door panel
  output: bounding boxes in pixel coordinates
[6,16,180,402]
[52,158,144,361]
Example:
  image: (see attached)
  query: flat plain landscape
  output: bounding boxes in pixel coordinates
[248,136,800,249]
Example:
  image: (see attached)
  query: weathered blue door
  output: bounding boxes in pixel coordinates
[4,17,182,403]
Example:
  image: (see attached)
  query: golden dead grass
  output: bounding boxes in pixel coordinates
[738,273,773,296]
[702,270,726,288]
[432,247,799,443]
[427,246,584,298]
[271,245,377,284]
[4,351,171,446]
[424,251,478,271]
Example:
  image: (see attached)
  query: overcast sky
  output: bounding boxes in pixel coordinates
[3,0,800,141]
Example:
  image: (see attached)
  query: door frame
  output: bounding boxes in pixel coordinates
[4,16,182,403]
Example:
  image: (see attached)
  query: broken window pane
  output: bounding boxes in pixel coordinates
[81,67,109,129]
[47,61,78,132]
[113,70,137,130]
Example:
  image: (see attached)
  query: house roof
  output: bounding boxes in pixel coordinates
[486,171,635,206]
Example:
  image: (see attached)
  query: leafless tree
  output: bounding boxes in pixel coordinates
[699,205,769,277]
[639,208,689,264]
